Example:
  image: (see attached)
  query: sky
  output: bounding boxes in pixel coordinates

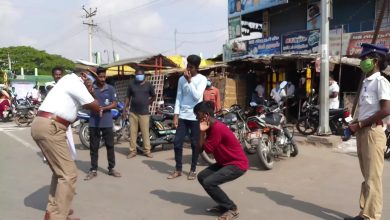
[0,0,228,62]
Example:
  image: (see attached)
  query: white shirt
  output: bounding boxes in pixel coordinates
[39,73,94,122]
[270,88,286,104]
[358,72,390,122]
[286,84,295,96]
[174,73,207,121]
[255,85,265,97]
[329,81,340,109]
[31,88,41,100]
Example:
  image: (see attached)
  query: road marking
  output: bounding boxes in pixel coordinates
[0,128,40,152]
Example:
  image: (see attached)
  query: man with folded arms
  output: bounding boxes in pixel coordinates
[31,67,100,220]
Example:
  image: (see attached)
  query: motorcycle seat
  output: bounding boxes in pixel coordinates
[329,108,345,115]
[151,115,165,121]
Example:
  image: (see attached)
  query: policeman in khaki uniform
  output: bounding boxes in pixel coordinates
[31,68,100,220]
[345,44,390,220]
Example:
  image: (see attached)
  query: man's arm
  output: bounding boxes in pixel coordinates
[149,83,156,105]
[215,88,222,112]
[197,131,206,154]
[329,92,338,98]
[173,79,182,127]
[183,77,207,100]
[356,100,390,129]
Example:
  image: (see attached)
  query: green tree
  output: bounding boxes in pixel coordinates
[0,46,75,75]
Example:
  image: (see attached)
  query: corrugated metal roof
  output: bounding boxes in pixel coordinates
[103,54,178,70]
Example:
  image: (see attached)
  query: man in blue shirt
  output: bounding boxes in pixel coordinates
[85,67,121,180]
[167,54,207,180]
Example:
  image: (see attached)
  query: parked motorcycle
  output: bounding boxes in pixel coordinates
[384,128,390,159]
[296,90,352,136]
[78,102,129,149]
[14,96,38,126]
[248,105,298,170]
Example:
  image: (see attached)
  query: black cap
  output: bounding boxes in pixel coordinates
[360,43,389,58]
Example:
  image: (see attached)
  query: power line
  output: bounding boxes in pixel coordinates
[176,27,227,35]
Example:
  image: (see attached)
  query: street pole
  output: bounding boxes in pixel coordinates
[7,53,11,70]
[82,6,97,62]
[318,0,331,135]
[174,28,177,55]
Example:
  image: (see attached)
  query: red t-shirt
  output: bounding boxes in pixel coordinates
[204,120,249,171]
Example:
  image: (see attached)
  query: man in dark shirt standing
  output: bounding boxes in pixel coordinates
[85,67,121,180]
[124,69,156,158]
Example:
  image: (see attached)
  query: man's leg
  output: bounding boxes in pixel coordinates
[356,129,366,212]
[200,165,245,211]
[89,127,100,171]
[139,114,152,156]
[173,119,188,172]
[129,112,139,155]
[102,127,115,170]
[32,118,77,219]
[359,126,386,220]
[189,120,200,172]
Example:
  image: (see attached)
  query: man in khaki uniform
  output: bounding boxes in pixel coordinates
[345,43,390,220]
[31,68,100,220]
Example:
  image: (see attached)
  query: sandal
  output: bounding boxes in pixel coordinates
[187,171,197,180]
[167,171,182,179]
[84,170,97,181]
[217,209,239,220]
[206,206,226,213]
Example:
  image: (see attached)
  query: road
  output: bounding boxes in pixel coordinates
[1,121,390,220]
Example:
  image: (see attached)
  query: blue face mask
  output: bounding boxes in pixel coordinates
[207,81,212,87]
[135,74,145,82]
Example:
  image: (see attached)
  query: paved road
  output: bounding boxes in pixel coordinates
[1,121,390,220]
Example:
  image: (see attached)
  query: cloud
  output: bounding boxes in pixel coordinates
[0,1,22,45]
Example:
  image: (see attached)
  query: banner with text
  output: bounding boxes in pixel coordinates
[347,29,390,56]
[228,0,288,18]
[247,36,281,56]
[282,30,320,54]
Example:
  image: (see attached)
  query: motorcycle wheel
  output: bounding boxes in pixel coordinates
[14,116,24,127]
[240,132,255,154]
[201,151,216,165]
[79,123,104,149]
[384,131,390,159]
[256,134,274,170]
[296,117,318,135]
[290,142,299,157]
[136,130,158,153]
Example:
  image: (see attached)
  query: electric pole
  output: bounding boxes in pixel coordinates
[7,53,11,70]
[82,6,97,62]
[318,0,331,135]
[174,28,177,55]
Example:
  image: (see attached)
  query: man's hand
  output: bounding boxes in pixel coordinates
[183,70,192,83]
[173,115,179,128]
[200,121,210,132]
[348,122,360,134]
[122,109,128,118]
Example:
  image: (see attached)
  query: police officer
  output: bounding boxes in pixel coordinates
[31,68,100,220]
[345,43,390,220]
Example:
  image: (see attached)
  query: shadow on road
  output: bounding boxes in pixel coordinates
[247,187,347,220]
[75,160,106,174]
[142,160,175,175]
[150,190,215,216]
[24,185,49,211]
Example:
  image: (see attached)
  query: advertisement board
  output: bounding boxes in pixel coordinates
[307,0,321,30]
[223,41,248,62]
[228,16,242,39]
[329,28,352,56]
[247,36,281,56]
[228,0,288,18]
[346,29,390,56]
[282,30,320,54]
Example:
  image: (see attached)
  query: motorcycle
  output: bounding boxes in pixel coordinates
[14,96,38,126]
[78,102,129,149]
[247,105,298,170]
[296,90,352,136]
[384,128,390,159]
[135,103,176,153]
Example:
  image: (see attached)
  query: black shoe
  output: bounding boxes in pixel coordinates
[344,216,364,220]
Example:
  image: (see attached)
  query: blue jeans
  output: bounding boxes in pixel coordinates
[173,119,200,172]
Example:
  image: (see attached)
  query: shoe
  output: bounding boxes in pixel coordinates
[167,171,182,179]
[44,211,79,220]
[206,205,226,213]
[144,153,153,158]
[217,209,239,220]
[84,170,97,181]
[187,171,197,180]
[108,169,121,177]
[344,216,364,220]
[127,152,137,159]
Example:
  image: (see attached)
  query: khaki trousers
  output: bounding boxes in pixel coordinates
[31,117,77,220]
[129,112,151,154]
[356,125,386,220]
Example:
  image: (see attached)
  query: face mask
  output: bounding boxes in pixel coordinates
[135,74,145,82]
[207,81,211,87]
[360,58,375,74]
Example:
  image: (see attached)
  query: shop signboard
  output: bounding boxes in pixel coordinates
[347,29,390,56]
[329,28,352,56]
[282,30,320,54]
[228,0,288,18]
[247,36,281,56]
[228,16,242,39]
[307,0,321,30]
[223,41,248,62]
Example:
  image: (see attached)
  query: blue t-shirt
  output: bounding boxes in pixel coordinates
[89,84,117,128]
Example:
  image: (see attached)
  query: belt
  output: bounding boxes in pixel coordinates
[373,120,383,127]
[36,111,71,127]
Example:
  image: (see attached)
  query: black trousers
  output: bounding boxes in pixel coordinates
[198,164,245,210]
[89,127,115,171]
[173,119,200,172]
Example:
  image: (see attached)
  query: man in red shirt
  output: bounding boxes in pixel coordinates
[195,101,248,220]
[203,78,221,113]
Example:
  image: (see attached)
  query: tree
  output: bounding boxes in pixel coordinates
[0,46,75,75]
